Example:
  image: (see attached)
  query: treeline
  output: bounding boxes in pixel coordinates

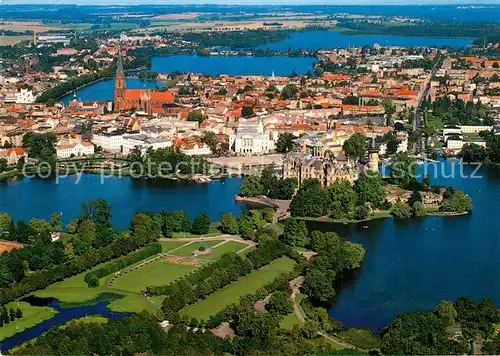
[149,241,290,319]
[240,167,298,200]
[381,297,500,355]
[423,96,493,126]
[127,146,214,177]
[290,175,386,220]
[182,29,291,49]
[460,130,500,165]
[337,19,500,40]
[84,243,161,287]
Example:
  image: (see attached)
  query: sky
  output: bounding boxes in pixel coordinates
[2,0,500,4]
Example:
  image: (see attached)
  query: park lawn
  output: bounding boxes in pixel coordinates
[280,312,301,330]
[111,260,200,293]
[0,301,57,342]
[203,241,248,260]
[171,240,223,257]
[160,240,189,253]
[62,315,108,328]
[171,229,221,239]
[181,256,296,321]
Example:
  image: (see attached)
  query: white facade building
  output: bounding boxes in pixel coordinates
[15,89,35,104]
[92,132,124,152]
[56,142,95,159]
[229,118,275,155]
[122,134,172,155]
[179,142,212,156]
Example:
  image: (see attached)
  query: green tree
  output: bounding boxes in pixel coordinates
[220,213,239,234]
[392,202,413,219]
[191,213,210,235]
[29,218,51,234]
[355,205,369,220]
[187,110,206,123]
[382,98,396,117]
[66,218,80,234]
[0,212,13,235]
[276,133,296,153]
[290,179,330,217]
[241,106,254,118]
[301,269,336,303]
[343,133,367,160]
[440,188,472,213]
[391,152,418,189]
[266,291,293,315]
[435,300,458,326]
[283,218,308,247]
[130,213,157,245]
[240,175,264,197]
[328,180,357,216]
[50,212,62,232]
[355,173,386,207]
[413,201,427,217]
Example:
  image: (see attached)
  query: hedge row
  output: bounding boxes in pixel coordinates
[85,243,161,285]
[0,236,146,305]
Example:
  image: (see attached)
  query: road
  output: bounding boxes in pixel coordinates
[413,54,442,154]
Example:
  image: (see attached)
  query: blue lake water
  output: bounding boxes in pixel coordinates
[151,55,316,76]
[0,294,130,352]
[322,160,500,330]
[256,30,473,51]
[61,78,166,105]
[0,175,247,230]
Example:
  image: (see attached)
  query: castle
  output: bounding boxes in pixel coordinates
[114,53,175,115]
[283,139,379,187]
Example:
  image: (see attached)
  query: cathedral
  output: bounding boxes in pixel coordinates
[114,53,175,115]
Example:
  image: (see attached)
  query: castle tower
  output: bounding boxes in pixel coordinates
[367,138,379,173]
[114,49,126,111]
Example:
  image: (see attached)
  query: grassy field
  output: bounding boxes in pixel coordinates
[297,210,392,224]
[171,229,221,239]
[202,241,248,260]
[160,240,189,252]
[181,256,296,321]
[280,312,301,330]
[0,36,31,46]
[171,240,223,257]
[0,301,57,342]
[111,259,200,293]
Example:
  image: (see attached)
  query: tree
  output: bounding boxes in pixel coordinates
[408,190,422,207]
[130,213,158,245]
[0,158,7,173]
[260,168,278,196]
[355,205,369,220]
[77,219,97,242]
[202,131,218,153]
[290,179,330,217]
[81,199,111,228]
[413,201,427,217]
[391,152,417,189]
[382,98,396,117]
[15,308,22,319]
[187,110,206,123]
[266,291,293,315]
[343,133,367,160]
[220,213,239,234]
[50,212,62,232]
[283,218,308,247]
[0,212,13,235]
[191,213,210,235]
[435,300,458,326]
[29,218,51,234]
[328,180,357,216]
[240,175,264,197]
[440,188,472,213]
[301,269,336,303]
[355,173,386,207]
[276,133,295,153]
[392,202,413,219]
[66,218,80,234]
[85,272,99,288]
[241,106,254,118]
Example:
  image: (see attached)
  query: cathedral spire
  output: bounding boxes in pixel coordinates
[116,46,124,78]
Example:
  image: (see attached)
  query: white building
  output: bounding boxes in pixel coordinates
[122,133,172,155]
[15,89,35,104]
[179,142,212,156]
[56,142,95,159]
[92,132,124,152]
[446,137,464,151]
[229,118,275,155]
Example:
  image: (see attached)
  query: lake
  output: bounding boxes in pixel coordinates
[324,160,500,330]
[256,30,473,51]
[151,55,317,76]
[0,175,248,230]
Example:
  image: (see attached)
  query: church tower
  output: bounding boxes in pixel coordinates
[114,49,126,111]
